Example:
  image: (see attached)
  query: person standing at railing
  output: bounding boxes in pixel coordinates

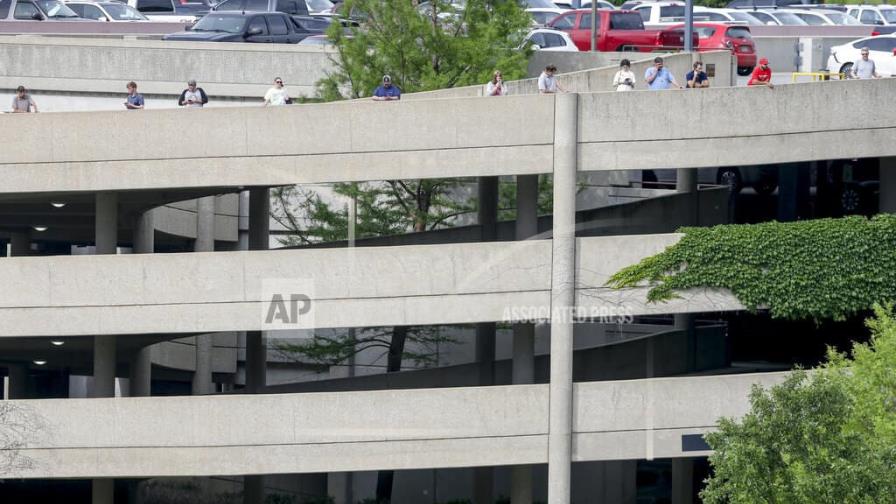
[124,82,144,110]
[645,57,682,90]
[748,58,774,89]
[11,86,37,113]
[538,65,567,94]
[485,70,508,96]
[852,47,881,80]
[372,75,401,101]
[612,59,636,92]
[686,61,709,89]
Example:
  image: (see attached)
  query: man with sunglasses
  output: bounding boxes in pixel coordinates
[264,77,292,106]
[851,47,880,80]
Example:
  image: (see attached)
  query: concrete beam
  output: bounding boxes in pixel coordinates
[7,372,787,479]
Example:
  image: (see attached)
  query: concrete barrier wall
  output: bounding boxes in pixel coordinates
[0,36,335,98]
[752,36,858,73]
[0,79,893,196]
[7,372,787,478]
[0,234,743,337]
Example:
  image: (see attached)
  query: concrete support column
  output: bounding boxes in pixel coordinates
[243,475,264,504]
[512,173,539,503]
[246,188,269,393]
[474,175,498,504]
[548,93,578,504]
[93,479,114,504]
[192,198,216,395]
[9,231,30,257]
[880,156,896,214]
[130,210,155,398]
[7,364,27,399]
[95,192,118,255]
[674,314,697,373]
[677,168,698,227]
[92,336,116,398]
[777,162,811,222]
[671,458,695,504]
[328,473,352,504]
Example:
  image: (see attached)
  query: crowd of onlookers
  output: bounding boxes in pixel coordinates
[6,47,885,112]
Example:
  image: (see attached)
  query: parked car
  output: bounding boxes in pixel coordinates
[580,0,617,9]
[547,8,697,52]
[827,34,896,77]
[744,9,780,25]
[305,0,331,15]
[64,1,148,21]
[163,11,317,42]
[692,7,763,25]
[523,0,563,9]
[127,0,210,23]
[523,27,578,51]
[642,165,778,195]
[756,9,809,26]
[0,0,96,21]
[670,22,756,75]
[847,4,896,27]
[213,0,330,30]
[727,0,822,7]
[784,8,861,26]
[631,1,690,26]
[527,7,565,26]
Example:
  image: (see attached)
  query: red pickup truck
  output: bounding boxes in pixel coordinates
[548,9,696,52]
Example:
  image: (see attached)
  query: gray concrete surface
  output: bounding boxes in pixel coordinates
[5,372,787,479]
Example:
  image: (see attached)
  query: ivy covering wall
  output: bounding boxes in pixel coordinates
[607,215,896,320]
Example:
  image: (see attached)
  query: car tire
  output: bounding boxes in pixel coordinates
[718,168,742,194]
[840,185,863,215]
[737,66,753,76]
[753,178,777,196]
[839,62,853,79]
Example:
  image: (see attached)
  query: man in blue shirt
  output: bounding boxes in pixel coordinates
[645,57,682,90]
[686,61,710,89]
[372,74,401,101]
[124,81,144,110]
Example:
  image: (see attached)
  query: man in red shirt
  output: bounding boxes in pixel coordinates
[748,57,774,89]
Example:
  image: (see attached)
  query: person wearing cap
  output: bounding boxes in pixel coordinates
[264,77,291,106]
[538,65,566,94]
[178,79,208,107]
[851,47,880,80]
[748,58,774,89]
[372,75,401,101]
[11,85,37,113]
[645,57,682,90]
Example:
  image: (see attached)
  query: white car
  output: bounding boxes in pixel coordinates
[527,7,564,26]
[127,0,209,23]
[522,28,578,52]
[827,35,896,77]
[785,9,861,26]
[64,1,148,21]
[631,1,689,26]
[579,0,616,9]
[756,9,808,26]
[692,7,763,26]
[846,5,896,27]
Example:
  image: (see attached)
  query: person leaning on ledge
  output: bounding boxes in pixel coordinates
[372,74,401,101]
[12,85,37,113]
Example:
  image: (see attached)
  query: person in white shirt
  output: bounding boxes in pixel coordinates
[485,70,508,96]
[264,77,291,106]
[538,64,566,94]
[612,59,636,91]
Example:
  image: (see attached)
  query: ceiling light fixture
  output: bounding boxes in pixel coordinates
[50,341,65,346]
[33,360,47,366]
[50,202,66,208]
[32,226,48,232]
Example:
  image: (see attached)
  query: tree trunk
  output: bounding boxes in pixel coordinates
[375,326,409,502]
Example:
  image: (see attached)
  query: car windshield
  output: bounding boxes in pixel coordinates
[306,0,332,12]
[726,26,751,38]
[825,12,858,25]
[769,12,807,25]
[191,14,246,32]
[36,0,79,17]
[104,3,148,20]
[729,11,762,25]
[749,11,776,24]
[693,26,716,38]
[882,9,896,23]
[531,11,557,25]
[526,0,556,8]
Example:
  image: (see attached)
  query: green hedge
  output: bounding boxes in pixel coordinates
[607,215,896,321]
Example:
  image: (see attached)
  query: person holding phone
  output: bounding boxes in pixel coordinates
[486,70,508,96]
[613,59,636,91]
[178,79,208,108]
[124,81,144,110]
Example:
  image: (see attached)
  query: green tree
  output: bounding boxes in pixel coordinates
[701,304,896,503]
[318,0,532,100]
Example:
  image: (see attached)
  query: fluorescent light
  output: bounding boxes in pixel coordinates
[50,202,66,208]
[50,341,65,346]
[33,360,47,366]
[32,226,48,232]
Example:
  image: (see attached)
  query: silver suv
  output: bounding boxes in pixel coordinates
[0,0,95,20]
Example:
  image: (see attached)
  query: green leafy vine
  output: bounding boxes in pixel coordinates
[606,215,896,321]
